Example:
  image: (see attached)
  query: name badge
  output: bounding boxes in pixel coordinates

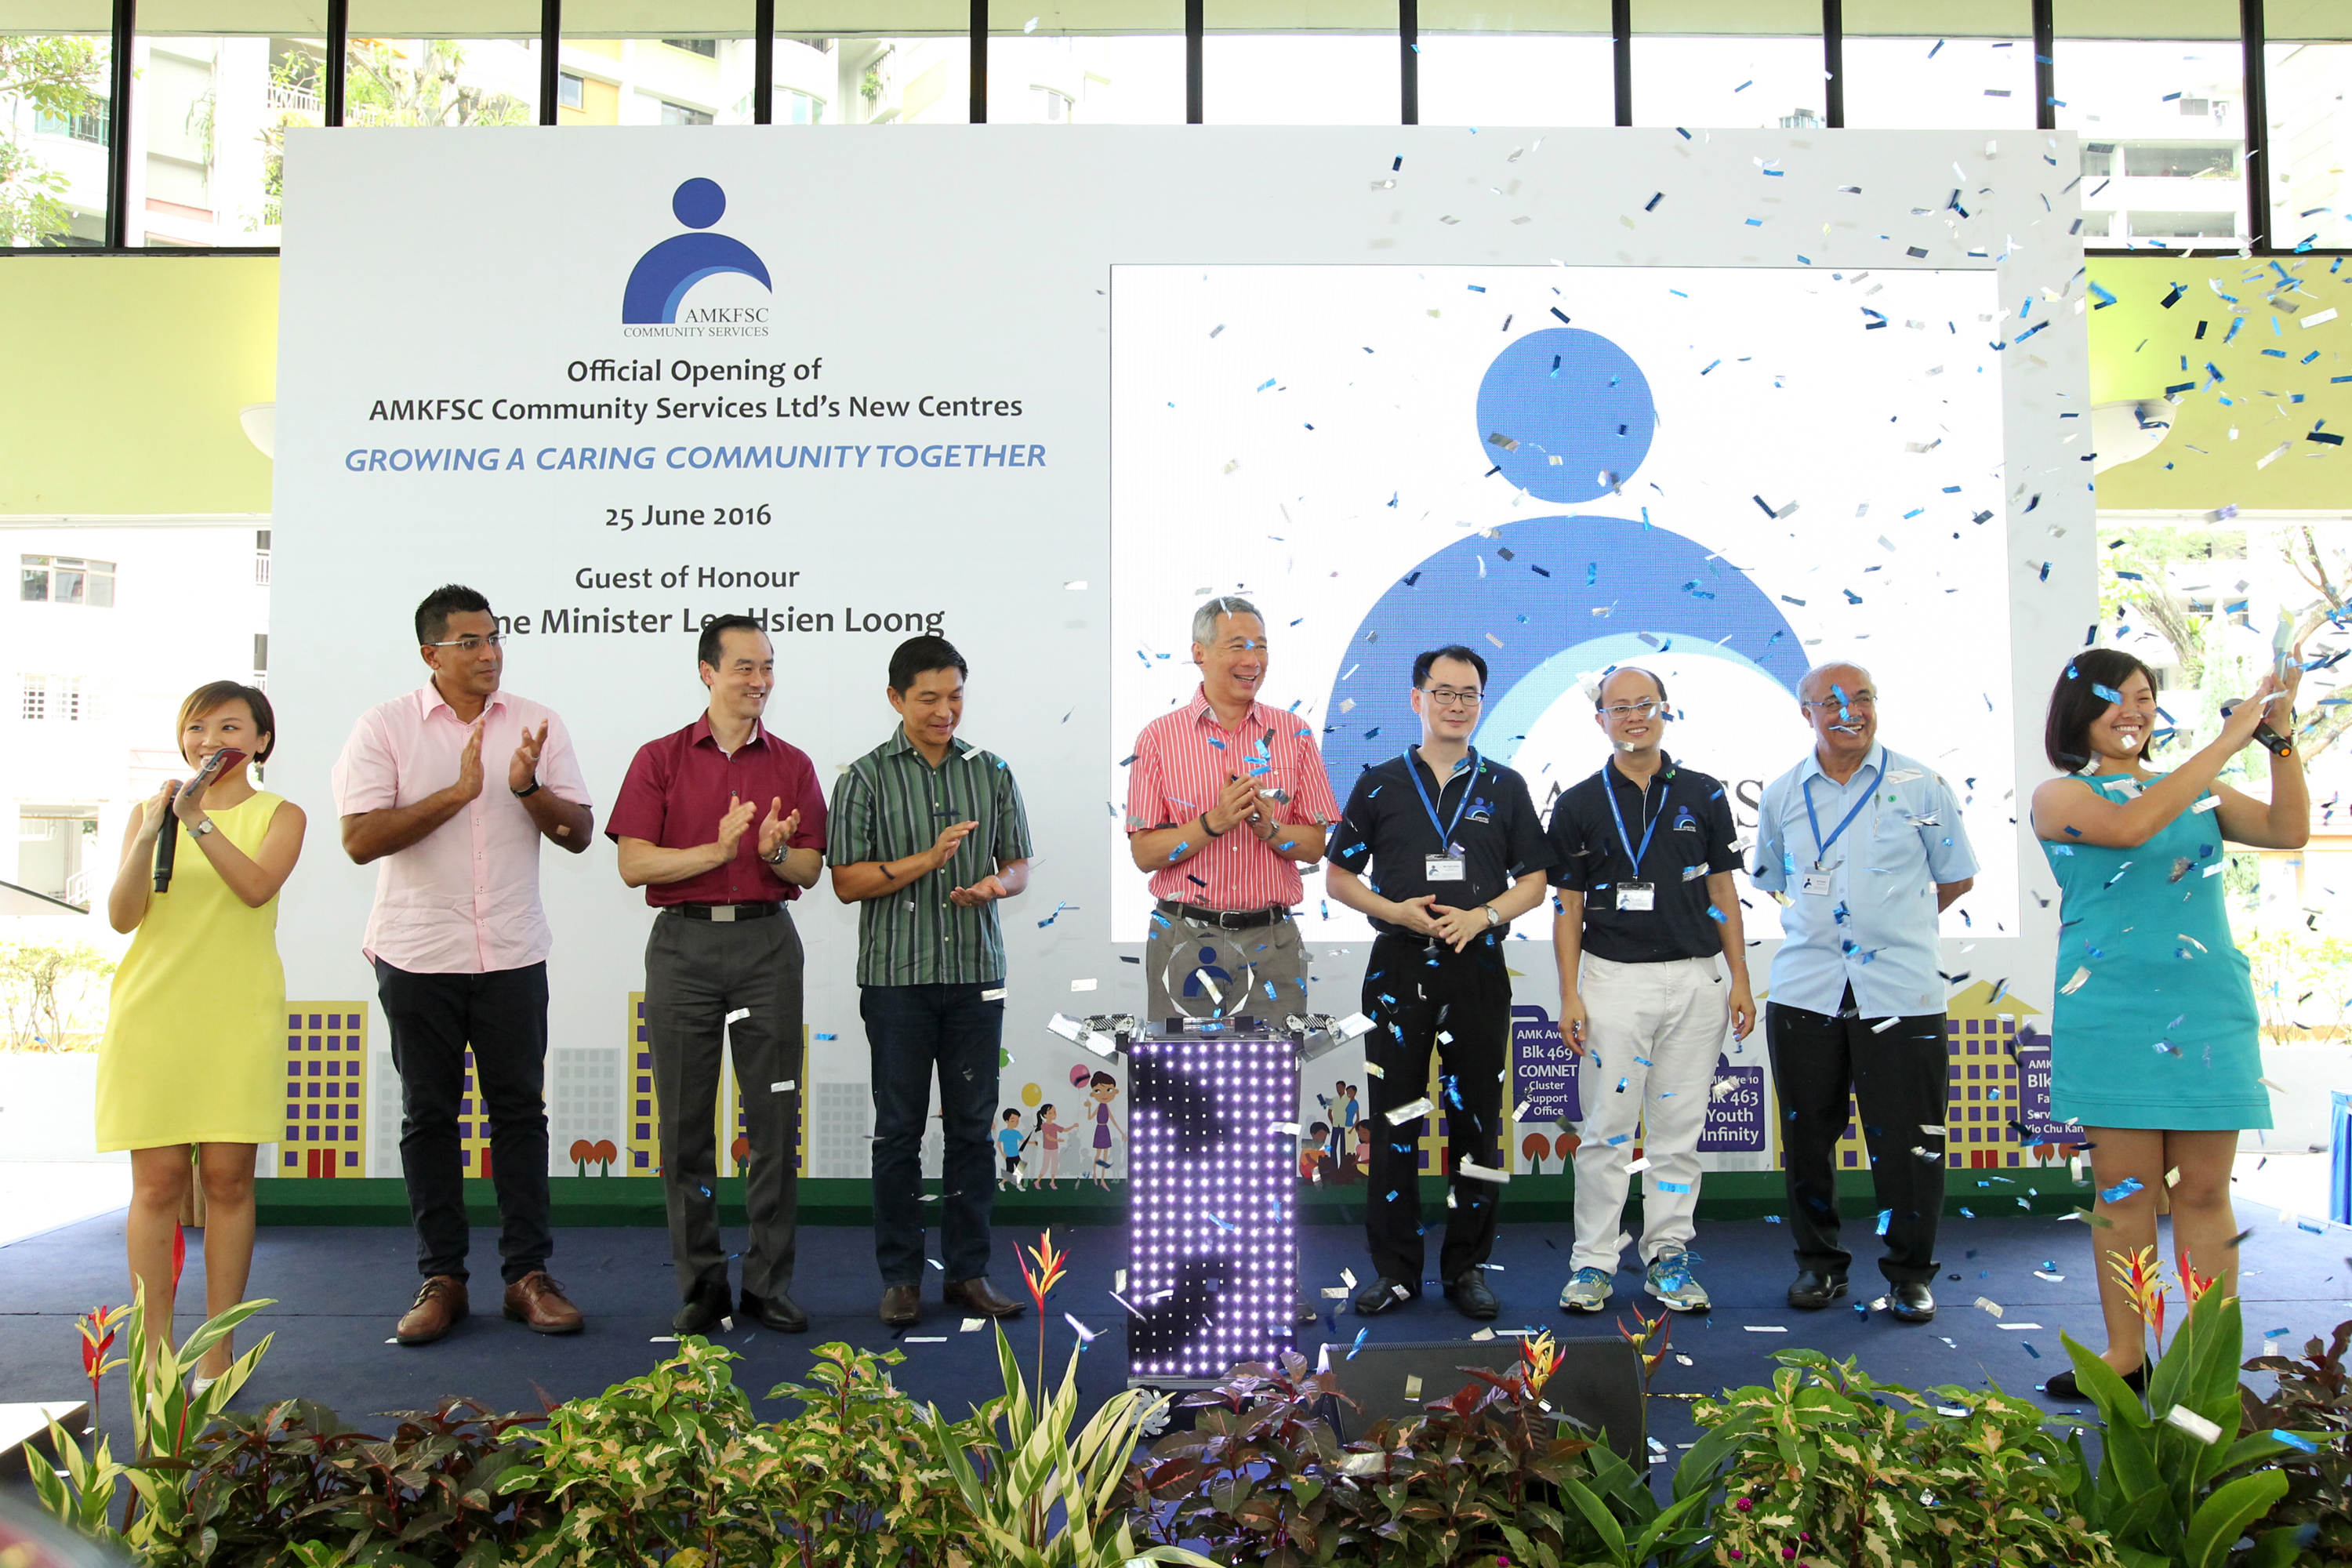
[1615,881,1655,912]
[1800,871,1834,896]
[1425,855,1467,882]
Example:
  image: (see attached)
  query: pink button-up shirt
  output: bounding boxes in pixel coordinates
[331,685,592,975]
[1125,687,1340,909]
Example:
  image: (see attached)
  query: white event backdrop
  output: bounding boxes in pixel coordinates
[270,125,2093,1181]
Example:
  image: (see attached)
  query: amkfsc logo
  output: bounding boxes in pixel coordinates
[622,177,771,325]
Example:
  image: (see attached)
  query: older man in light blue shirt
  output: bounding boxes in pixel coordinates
[1751,662,1976,1325]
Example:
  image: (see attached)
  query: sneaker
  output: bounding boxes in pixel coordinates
[1645,1250,1711,1312]
[1558,1267,1612,1313]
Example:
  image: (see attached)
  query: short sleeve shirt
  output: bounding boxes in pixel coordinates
[826,729,1036,986]
[1125,687,1341,909]
[605,715,827,907]
[329,686,593,975]
[1547,754,1743,964]
[1751,742,1978,1017]
[1325,747,1553,938]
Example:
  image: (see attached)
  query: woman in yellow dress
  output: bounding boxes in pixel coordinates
[98,681,306,1385]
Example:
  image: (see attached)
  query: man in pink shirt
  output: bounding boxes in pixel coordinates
[332,586,594,1348]
[1126,597,1338,1020]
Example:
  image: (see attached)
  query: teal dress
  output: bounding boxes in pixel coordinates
[2040,771,2270,1131]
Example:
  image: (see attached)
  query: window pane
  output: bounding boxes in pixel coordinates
[2055,1,2242,249]
[2266,0,2351,252]
[1418,2,1613,128]
[1206,3,1400,125]
[133,5,329,247]
[2,13,112,248]
[561,2,756,126]
[988,2,1186,125]
[1840,1,2034,130]
[20,557,48,601]
[779,4,968,124]
[347,2,541,126]
[1630,4,1823,130]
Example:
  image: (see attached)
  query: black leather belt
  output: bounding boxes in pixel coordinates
[665,902,782,923]
[1156,899,1289,931]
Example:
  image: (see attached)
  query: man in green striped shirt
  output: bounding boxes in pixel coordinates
[829,634,1035,1329]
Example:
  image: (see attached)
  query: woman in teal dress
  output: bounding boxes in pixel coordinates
[2030,647,2306,1400]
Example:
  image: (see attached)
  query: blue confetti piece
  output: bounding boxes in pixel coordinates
[2272,1429,2319,1454]
[1349,1327,1370,1359]
[2022,1341,2041,1359]
[2099,1177,2145,1203]
[2092,683,2123,703]
[815,1033,837,1040]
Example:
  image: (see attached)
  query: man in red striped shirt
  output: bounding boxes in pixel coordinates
[1126,597,1339,1020]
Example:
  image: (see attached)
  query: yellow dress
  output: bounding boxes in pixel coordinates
[95,792,288,1151]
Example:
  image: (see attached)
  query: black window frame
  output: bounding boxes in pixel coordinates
[0,0,2335,256]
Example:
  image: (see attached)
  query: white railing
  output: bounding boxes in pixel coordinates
[255,553,270,586]
[267,82,323,115]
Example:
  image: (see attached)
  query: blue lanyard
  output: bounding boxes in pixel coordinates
[1801,768,1878,867]
[1603,763,1665,877]
[1406,747,1479,852]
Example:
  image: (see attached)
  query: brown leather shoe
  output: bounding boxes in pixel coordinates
[880,1283,921,1327]
[396,1276,468,1345]
[503,1271,585,1335]
[943,1276,1026,1319]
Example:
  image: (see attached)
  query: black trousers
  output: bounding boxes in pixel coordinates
[374,959,552,1286]
[641,910,803,1301]
[1765,985,1948,1286]
[1361,931,1512,1286]
[863,982,1003,1287]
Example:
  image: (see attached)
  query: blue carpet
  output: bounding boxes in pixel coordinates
[5,1203,2347,1501]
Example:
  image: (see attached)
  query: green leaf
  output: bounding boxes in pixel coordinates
[2183,1467,2288,1568]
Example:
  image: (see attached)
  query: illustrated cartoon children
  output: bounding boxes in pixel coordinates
[1301,1123,1333,1182]
[1034,1102,1071,1189]
[1087,1070,1124,1188]
[996,1109,1026,1189]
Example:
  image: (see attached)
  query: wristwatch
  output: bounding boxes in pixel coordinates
[191,820,216,840]
[511,778,541,798]
[1482,903,1500,927]
[763,841,789,865]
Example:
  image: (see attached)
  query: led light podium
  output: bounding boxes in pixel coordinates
[1045,1008,1370,1392]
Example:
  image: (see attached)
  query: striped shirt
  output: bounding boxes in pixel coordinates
[1124,686,1340,910]
[827,728,1035,986]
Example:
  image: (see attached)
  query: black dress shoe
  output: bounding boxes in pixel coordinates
[1889,1281,1936,1323]
[1786,1269,1849,1309]
[2043,1362,2147,1402]
[880,1283,921,1327]
[672,1278,732,1336]
[1443,1271,1499,1321]
[739,1288,809,1333]
[1353,1276,1421,1315]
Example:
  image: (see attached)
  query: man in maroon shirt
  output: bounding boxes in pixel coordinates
[608,615,827,1335]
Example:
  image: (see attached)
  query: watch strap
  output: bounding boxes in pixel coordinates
[511,778,541,798]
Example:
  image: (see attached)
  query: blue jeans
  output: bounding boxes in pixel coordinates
[862,982,1004,1287]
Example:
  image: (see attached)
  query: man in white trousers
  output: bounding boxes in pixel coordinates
[1546,667,1755,1314]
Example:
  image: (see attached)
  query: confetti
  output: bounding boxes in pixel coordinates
[1385,1096,1435,1124]
[2165,1406,2223,1444]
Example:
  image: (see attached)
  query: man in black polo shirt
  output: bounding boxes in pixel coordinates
[1326,645,1553,1321]
[1546,666,1754,1318]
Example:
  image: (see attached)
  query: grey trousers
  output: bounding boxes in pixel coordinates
[1143,907,1308,1021]
[642,909,802,1301]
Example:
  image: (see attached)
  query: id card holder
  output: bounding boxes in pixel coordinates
[1615,881,1655,912]
[1425,855,1467,882]
[1799,870,1834,896]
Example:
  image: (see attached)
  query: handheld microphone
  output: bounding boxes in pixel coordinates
[153,788,181,893]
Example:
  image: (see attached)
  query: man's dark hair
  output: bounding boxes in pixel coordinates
[1412,644,1489,688]
[1594,665,1669,710]
[888,634,968,693]
[698,614,770,670]
[2044,648,2159,771]
[415,584,490,647]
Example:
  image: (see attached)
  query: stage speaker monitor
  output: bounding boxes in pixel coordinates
[1319,1337,1644,1462]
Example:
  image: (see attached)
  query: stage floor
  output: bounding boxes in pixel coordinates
[5,1203,2347,1501]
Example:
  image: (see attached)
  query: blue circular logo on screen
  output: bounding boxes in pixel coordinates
[672,177,727,230]
[1474,327,1656,504]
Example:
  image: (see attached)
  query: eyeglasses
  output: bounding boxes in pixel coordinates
[428,635,504,654]
[1602,699,1663,720]
[1421,687,1483,710]
[1800,692,1876,710]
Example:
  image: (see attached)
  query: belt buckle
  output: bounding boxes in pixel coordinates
[1218,909,1247,931]
[711,906,738,923]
